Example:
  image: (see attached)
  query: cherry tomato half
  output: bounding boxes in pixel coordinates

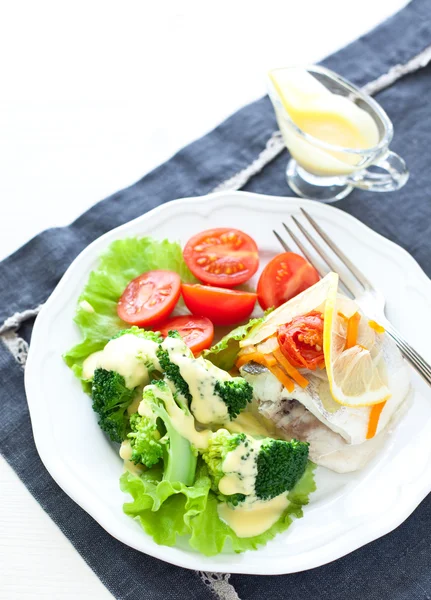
[157,315,214,354]
[117,270,181,327]
[257,252,320,310]
[183,227,259,288]
[278,310,324,370]
[181,284,257,326]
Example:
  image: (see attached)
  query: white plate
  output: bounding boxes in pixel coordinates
[25,191,431,575]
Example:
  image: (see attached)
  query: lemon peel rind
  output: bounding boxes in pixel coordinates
[327,390,392,408]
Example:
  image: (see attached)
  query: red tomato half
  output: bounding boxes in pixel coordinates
[183,228,259,288]
[117,270,181,327]
[181,284,257,326]
[278,310,324,370]
[157,315,214,354]
[257,252,320,310]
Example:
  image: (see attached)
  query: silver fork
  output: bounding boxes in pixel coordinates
[274,207,431,386]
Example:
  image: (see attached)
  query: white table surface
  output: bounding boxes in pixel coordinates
[0,1,408,597]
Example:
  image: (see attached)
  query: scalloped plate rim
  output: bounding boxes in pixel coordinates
[24,190,431,575]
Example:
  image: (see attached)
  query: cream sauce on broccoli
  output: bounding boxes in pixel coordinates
[119,439,145,476]
[84,334,258,450]
[219,437,261,496]
[82,334,160,389]
[138,384,212,450]
[84,335,231,425]
[126,390,144,415]
[119,439,133,460]
[162,337,230,425]
[82,350,103,380]
[217,436,289,537]
[217,494,289,538]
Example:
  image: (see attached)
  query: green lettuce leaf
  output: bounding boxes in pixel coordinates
[120,460,316,556]
[188,461,316,555]
[63,237,196,379]
[202,316,264,371]
[120,463,212,546]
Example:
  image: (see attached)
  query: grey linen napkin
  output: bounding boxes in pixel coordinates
[1,1,431,598]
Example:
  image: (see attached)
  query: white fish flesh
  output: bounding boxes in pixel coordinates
[240,346,410,473]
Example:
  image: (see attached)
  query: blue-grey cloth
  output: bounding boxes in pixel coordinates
[1,1,431,598]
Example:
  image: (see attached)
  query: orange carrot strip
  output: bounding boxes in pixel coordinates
[273,349,309,388]
[366,401,386,439]
[263,354,277,367]
[236,352,265,369]
[345,311,361,350]
[265,362,295,393]
[235,352,276,369]
[235,352,294,392]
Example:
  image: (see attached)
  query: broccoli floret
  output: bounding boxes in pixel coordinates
[128,379,197,486]
[213,378,253,419]
[111,326,163,343]
[127,412,163,467]
[156,333,193,406]
[92,368,135,443]
[202,429,309,504]
[201,429,245,490]
[255,438,309,500]
[201,429,247,506]
[157,333,251,421]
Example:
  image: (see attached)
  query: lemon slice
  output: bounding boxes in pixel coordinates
[323,287,391,407]
[240,271,339,347]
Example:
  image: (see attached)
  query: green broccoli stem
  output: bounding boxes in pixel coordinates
[163,423,197,486]
[152,397,197,487]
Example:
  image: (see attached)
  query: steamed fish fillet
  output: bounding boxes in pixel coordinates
[257,389,411,474]
[240,347,411,473]
[237,271,411,472]
[262,396,386,473]
[241,333,410,446]
[241,362,370,445]
[240,362,384,472]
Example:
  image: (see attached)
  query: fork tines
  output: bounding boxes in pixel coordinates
[273,209,431,384]
[276,208,367,298]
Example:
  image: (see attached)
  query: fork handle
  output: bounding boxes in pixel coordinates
[382,319,431,385]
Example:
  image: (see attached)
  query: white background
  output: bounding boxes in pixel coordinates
[0,1,407,597]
